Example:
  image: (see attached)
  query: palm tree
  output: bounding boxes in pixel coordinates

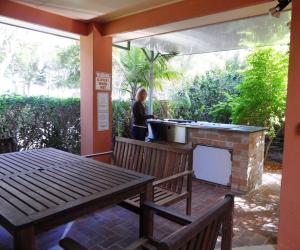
[115,47,179,109]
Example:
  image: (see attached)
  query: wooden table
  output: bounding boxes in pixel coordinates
[0,148,155,250]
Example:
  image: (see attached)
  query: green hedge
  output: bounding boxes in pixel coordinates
[0,95,236,155]
[112,100,132,138]
[0,96,135,154]
[0,95,80,154]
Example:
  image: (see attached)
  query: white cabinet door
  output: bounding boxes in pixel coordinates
[193,145,232,186]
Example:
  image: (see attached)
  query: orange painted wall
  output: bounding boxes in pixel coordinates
[278,1,300,249]
[80,24,112,161]
[0,0,88,35]
[101,0,271,36]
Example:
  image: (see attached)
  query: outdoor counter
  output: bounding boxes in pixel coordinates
[147,119,266,133]
[148,119,267,193]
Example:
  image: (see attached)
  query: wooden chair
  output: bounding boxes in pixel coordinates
[59,194,234,250]
[85,136,193,215]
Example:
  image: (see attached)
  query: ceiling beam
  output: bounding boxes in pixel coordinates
[101,0,272,36]
[0,0,89,35]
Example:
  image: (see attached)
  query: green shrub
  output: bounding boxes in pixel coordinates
[209,93,234,124]
[231,48,288,159]
[0,96,137,152]
[171,68,243,122]
[112,100,132,138]
[0,96,159,153]
[0,95,80,153]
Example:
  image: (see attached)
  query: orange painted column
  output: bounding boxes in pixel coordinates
[80,23,112,162]
[278,2,300,249]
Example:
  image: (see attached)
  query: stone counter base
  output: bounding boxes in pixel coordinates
[188,128,265,193]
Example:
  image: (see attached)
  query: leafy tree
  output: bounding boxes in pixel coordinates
[0,26,14,69]
[5,43,47,95]
[54,43,80,89]
[171,56,244,122]
[115,48,179,104]
[0,26,24,92]
[0,24,80,96]
[115,48,149,102]
[231,48,288,159]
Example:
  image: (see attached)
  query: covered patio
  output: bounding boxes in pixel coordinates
[0,171,280,249]
[0,1,299,250]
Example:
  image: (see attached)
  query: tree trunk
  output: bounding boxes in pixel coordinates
[12,79,17,94]
[264,136,274,162]
[148,58,154,115]
[23,84,26,96]
[264,127,283,161]
[131,85,137,106]
[142,49,157,116]
[27,82,31,96]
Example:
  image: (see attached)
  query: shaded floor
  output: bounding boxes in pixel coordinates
[0,171,281,250]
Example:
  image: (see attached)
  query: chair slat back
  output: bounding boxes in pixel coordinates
[158,194,234,250]
[113,137,192,193]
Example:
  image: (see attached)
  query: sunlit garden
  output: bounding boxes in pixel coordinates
[0,18,289,165]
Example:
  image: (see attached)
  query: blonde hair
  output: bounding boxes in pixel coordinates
[135,88,147,101]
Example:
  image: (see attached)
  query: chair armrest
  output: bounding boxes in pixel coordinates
[59,238,87,250]
[153,170,193,187]
[142,201,194,226]
[82,151,113,158]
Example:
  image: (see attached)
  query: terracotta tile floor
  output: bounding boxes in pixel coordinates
[0,171,281,250]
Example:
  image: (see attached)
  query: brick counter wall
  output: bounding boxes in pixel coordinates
[188,128,265,193]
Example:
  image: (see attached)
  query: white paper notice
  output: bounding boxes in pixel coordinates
[95,72,111,91]
[97,92,109,131]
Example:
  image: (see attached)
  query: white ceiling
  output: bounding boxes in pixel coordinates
[127,11,291,55]
[12,0,182,21]
[112,2,279,42]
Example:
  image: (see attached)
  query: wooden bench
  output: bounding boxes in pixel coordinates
[60,194,234,250]
[86,137,193,215]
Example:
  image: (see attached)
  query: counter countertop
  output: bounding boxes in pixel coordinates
[147,119,266,134]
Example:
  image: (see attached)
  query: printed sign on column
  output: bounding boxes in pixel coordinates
[97,92,110,131]
[95,71,111,91]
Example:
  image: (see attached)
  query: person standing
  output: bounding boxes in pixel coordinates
[132,88,154,141]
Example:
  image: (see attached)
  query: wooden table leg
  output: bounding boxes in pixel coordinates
[14,226,35,250]
[140,183,153,238]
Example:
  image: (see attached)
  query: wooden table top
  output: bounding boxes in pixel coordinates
[0,148,154,230]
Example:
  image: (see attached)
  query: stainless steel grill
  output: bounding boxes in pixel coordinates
[147,119,187,143]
